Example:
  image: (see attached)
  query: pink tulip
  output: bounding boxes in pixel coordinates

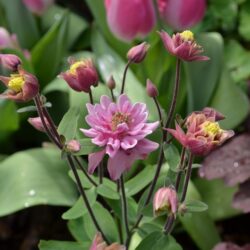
[157,0,206,30]
[166,108,234,156]
[159,30,209,62]
[0,67,39,102]
[104,0,156,41]
[23,0,54,15]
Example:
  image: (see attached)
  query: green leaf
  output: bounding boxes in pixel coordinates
[58,107,80,141]
[73,138,101,156]
[62,187,97,220]
[136,232,182,250]
[125,165,155,196]
[239,1,250,41]
[163,144,180,172]
[39,240,89,250]
[0,0,39,48]
[210,68,249,129]
[31,12,69,85]
[185,32,223,111]
[83,202,119,243]
[179,181,220,250]
[0,100,19,132]
[185,200,208,213]
[96,183,120,200]
[0,148,77,216]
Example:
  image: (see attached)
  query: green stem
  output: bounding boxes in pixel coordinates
[120,61,131,94]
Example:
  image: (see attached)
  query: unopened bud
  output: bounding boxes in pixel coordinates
[178,203,187,216]
[0,54,21,71]
[127,42,150,63]
[146,79,158,98]
[153,187,178,216]
[66,140,81,153]
[28,117,50,132]
[107,75,116,90]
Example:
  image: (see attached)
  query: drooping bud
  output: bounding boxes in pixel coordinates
[127,42,150,63]
[107,75,116,90]
[146,79,158,98]
[60,58,99,93]
[0,54,21,71]
[65,140,81,153]
[23,0,54,15]
[28,117,50,132]
[0,67,39,102]
[153,187,178,216]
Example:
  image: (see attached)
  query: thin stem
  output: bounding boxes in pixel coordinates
[164,214,175,234]
[153,96,164,129]
[181,154,194,203]
[175,147,186,191]
[120,175,130,243]
[89,89,94,104]
[163,58,181,141]
[110,89,115,102]
[73,156,98,187]
[67,154,109,243]
[120,61,131,94]
[99,160,103,184]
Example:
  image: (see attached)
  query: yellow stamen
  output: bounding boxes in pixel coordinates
[8,74,25,92]
[111,112,130,131]
[69,61,85,75]
[202,121,221,136]
[180,30,194,41]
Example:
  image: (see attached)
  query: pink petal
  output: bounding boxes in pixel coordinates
[88,150,105,174]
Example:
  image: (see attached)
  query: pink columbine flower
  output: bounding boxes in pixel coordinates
[28,117,50,132]
[153,187,178,216]
[90,232,125,250]
[0,67,39,102]
[0,54,21,71]
[23,0,54,15]
[159,30,209,62]
[60,58,98,93]
[81,94,159,180]
[166,108,234,156]
[157,0,206,31]
[104,0,156,41]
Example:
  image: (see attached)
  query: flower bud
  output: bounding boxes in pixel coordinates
[23,0,54,15]
[60,58,98,93]
[65,140,81,153]
[146,79,158,98]
[104,0,156,41]
[0,67,39,102]
[28,117,50,132]
[157,0,206,31]
[0,54,21,71]
[127,42,150,63]
[153,187,178,216]
[0,27,15,49]
[107,75,116,90]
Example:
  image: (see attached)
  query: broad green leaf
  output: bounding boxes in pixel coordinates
[185,200,208,212]
[85,0,129,55]
[0,148,77,216]
[125,165,155,196]
[163,144,180,172]
[42,4,88,48]
[185,32,223,111]
[179,181,220,250]
[210,68,249,129]
[73,138,101,156]
[91,30,157,120]
[0,100,19,132]
[194,178,240,220]
[31,12,69,85]
[58,107,80,141]
[62,187,97,220]
[39,240,89,250]
[0,0,39,48]
[83,202,119,243]
[97,183,120,200]
[239,1,250,41]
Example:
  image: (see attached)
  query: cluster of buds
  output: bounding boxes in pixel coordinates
[166,108,234,156]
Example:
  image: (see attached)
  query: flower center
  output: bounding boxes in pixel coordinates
[111,112,129,131]
[202,121,221,136]
[180,30,194,42]
[69,61,84,75]
[8,74,25,92]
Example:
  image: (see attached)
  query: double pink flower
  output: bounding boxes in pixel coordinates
[167,108,234,156]
[81,94,159,180]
